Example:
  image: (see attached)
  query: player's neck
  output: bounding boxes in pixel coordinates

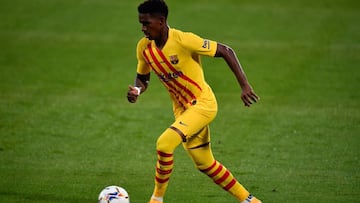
[155,26,169,50]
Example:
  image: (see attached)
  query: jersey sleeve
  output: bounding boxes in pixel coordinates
[136,39,151,75]
[179,32,218,57]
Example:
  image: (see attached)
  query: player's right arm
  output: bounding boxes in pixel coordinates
[127,73,150,103]
[127,39,151,103]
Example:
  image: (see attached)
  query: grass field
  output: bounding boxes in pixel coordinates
[0,0,359,202]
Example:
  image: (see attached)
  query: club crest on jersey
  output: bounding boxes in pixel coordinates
[169,55,179,65]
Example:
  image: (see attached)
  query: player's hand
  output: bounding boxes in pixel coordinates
[241,84,259,107]
[127,85,140,103]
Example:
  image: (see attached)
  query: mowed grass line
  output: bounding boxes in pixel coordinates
[0,0,359,202]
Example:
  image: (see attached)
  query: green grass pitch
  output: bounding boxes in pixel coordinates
[0,0,359,202]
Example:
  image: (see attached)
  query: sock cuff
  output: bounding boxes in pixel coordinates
[151,195,163,202]
[241,194,254,203]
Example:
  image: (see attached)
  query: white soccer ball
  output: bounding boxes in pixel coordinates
[98,185,130,203]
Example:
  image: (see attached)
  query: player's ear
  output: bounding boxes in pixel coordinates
[158,16,166,25]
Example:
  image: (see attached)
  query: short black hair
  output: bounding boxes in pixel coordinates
[138,0,168,19]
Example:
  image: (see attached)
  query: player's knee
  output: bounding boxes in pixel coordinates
[156,138,173,153]
[156,130,182,153]
[188,155,214,171]
[196,161,213,172]
[186,146,215,171]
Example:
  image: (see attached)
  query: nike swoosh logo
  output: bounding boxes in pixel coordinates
[179,121,188,126]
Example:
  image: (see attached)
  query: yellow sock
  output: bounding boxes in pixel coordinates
[153,128,182,197]
[153,150,173,197]
[200,160,250,201]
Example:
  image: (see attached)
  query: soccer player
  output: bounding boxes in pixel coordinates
[127,0,262,202]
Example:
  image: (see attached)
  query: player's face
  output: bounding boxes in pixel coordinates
[139,13,163,40]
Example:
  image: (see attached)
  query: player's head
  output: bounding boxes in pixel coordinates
[138,0,169,40]
[138,0,168,19]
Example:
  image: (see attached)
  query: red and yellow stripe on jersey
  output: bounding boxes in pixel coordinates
[136,28,218,112]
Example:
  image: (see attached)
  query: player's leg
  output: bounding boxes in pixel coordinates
[150,103,217,203]
[150,127,182,203]
[184,127,262,203]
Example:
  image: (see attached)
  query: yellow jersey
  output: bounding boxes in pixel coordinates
[136,28,218,112]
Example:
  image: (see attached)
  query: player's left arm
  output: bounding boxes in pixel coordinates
[215,43,259,107]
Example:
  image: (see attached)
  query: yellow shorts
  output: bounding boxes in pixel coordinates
[171,86,218,149]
